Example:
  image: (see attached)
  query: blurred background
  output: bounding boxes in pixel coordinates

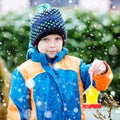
[0,0,120,13]
[0,0,120,120]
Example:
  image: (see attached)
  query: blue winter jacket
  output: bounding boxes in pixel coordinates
[8,47,112,120]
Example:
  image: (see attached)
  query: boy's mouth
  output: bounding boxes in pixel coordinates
[48,50,56,53]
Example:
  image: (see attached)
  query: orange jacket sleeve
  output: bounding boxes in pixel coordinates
[93,62,113,91]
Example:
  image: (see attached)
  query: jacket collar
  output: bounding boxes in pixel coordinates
[26,45,68,65]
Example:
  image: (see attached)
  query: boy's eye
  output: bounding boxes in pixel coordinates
[41,38,48,41]
[55,37,62,41]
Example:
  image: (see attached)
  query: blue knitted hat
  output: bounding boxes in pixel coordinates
[30,3,67,46]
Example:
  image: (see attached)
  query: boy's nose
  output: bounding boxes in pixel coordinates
[49,40,56,47]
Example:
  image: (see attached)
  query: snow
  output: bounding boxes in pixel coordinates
[44,111,52,118]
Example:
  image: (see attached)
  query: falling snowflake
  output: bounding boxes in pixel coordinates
[73,108,78,113]
[2,103,7,107]
[36,101,42,107]
[109,45,118,55]
[18,88,22,92]
[23,109,31,119]
[18,97,23,102]
[63,106,68,111]
[111,91,115,97]
[44,111,52,118]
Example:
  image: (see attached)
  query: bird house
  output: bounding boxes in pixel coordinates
[83,86,102,108]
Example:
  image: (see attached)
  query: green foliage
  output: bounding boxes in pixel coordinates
[0,12,30,71]
[0,9,120,101]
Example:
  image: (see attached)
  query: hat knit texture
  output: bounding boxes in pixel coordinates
[30,3,67,46]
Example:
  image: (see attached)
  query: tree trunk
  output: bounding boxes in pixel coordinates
[0,57,11,120]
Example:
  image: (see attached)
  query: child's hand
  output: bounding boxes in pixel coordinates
[89,59,107,75]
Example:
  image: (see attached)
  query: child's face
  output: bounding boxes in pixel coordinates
[37,34,63,59]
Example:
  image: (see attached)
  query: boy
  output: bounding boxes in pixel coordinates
[8,3,113,120]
